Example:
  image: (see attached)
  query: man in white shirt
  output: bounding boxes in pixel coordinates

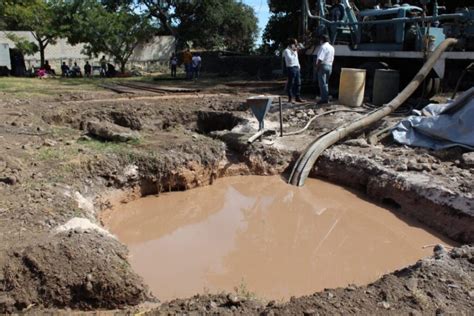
[283,38,304,103]
[316,34,335,104]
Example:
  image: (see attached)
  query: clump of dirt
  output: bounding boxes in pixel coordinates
[151,246,474,315]
[1,231,152,313]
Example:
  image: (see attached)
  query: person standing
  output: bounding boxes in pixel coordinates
[170,53,178,78]
[283,38,304,103]
[183,49,193,80]
[316,34,335,104]
[100,56,107,77]
[84,61,92,78]
[191,53,202,80]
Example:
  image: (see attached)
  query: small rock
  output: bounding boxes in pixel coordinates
[87,121,140,142]
[405,278,418,291]
[0,176,17,185]
[421,163,432,171]
[468,290,474,298]
[407,160,423,171]
[327,292,334,299]
[209,301,218,309]
[461,152,474,167]
[345,138,370,148]
[433,244,447,259]
[395,163,408,171]
[408,309,422,316]
[378,301,390,309]
[0,294,15,313]
[43,139,57,147]
[78,135,92,142]
[435,308,445,316]
[227,294,240,304]
[346,285,356,291]
[303,308,317,315]
[85,281,93,292]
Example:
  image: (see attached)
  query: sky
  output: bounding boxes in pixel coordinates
[242,0,271,44]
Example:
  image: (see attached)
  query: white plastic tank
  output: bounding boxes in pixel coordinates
[373,69,400,106]
[339,68,366,107]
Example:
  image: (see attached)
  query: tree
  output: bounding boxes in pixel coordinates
[5,33,39,56]
[70,1,157,73]
[140,0,177,36]
[261,0,300,54]
[174,0,258,52]
[140,0,258,52]
[4,0,63,66]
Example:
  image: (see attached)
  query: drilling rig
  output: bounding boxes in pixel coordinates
[301,0,473,97]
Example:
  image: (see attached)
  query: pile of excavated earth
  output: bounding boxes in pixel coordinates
[0,83,472,314]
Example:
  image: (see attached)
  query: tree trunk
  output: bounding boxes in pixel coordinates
[120,61,126,74]
[38,41,45,67]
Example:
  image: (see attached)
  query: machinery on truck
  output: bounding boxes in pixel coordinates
[300,0,473,97]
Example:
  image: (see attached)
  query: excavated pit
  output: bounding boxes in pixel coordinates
[102,175,455,302]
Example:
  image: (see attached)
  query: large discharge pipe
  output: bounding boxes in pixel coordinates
[289,38,458,187]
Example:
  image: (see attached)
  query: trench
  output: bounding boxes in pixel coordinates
[102,175,455,302]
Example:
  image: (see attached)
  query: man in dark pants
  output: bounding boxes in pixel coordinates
[283,38,304,103]
[316,34,335,104]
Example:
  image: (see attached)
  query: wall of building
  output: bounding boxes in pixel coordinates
[0,31,175,72]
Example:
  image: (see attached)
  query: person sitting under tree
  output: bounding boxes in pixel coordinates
[71,62,82,77]
[43,60,55,75]
[61,62,70,77]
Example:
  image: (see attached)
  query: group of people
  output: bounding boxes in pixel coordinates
[170,49,202,80]
[37,57,116,79]
[37,60,92,78]
[283,34,335,105]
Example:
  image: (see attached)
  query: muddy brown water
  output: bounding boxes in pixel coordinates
[103,176,454,301]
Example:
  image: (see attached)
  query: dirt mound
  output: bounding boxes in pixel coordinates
[152,246,474,315]
[1,231,151,313]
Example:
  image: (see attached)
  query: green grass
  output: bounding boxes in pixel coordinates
[0,76,154,98]
[78,138,138,152]
[38,147,69,161]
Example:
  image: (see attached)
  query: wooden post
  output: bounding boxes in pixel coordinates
[279,97,284,137]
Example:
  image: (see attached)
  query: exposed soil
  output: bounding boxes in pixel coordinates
[0,78,472,314]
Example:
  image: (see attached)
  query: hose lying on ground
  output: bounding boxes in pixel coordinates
[289,38,458,187]
[283,109,368,136]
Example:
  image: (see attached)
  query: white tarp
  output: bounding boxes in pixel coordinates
[392,88,474,150]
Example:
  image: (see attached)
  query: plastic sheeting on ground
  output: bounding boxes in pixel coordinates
[392,88,474,150]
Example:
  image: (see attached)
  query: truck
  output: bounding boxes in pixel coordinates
[301,0,473,97]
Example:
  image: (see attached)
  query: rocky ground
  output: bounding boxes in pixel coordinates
[0,77,472,314]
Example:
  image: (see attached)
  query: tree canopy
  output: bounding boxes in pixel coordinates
[68,0,157,73]
[3,0,64,66]
[174,0,258,52]
[261,0,300,54]
[1,0,259,71]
